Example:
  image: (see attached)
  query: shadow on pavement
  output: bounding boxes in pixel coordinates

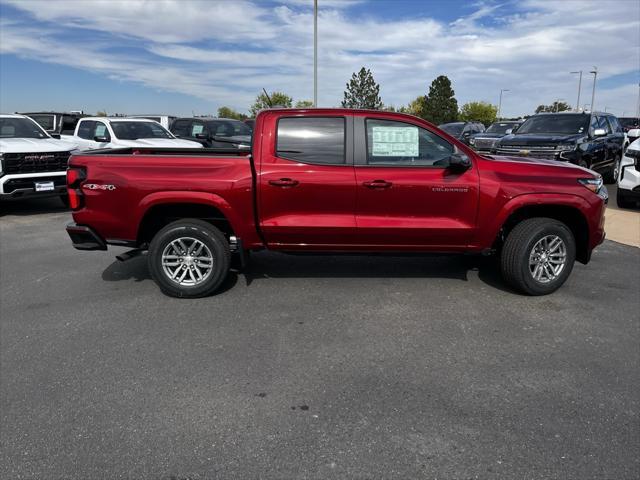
[101,251,516,295]
[0,197,68,217]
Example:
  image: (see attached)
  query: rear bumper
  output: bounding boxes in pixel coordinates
[66,223,107,250]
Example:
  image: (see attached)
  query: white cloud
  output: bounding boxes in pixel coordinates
[1,0,638,117]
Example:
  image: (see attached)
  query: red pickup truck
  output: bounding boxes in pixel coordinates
[66,108,607,297]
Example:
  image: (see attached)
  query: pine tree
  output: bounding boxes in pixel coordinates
[341,67,383,109]
[421,75,458,124]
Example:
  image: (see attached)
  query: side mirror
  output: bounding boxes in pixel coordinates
[593,128,606,137]
[627,128,640,138]
[50,133,61,139]
[94,135,109,143]
[505,129,512,135]
[448,153,471,171]
[195,132,209,139]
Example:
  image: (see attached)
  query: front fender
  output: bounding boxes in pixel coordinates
[479,192,592,248]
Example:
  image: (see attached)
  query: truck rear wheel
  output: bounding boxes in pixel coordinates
[500,217,576,295]
[148,219,231,298]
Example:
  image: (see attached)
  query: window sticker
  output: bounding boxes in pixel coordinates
[371,126,419,156]
[191,124,204,135]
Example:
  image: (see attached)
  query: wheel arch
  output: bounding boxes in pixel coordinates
[493,197,591,264]
[135,192,240,246]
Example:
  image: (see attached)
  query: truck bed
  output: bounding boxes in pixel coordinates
[68,149,259,247]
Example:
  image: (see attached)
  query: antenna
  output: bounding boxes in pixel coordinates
[262,88,273,108]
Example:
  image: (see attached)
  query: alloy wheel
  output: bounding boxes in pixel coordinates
[161,237,214,286]
[528,235,567,284]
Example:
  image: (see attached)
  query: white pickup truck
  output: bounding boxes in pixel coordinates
[62,117,202,151]
[0,114,78,203]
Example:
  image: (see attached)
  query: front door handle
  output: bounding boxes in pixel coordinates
[363,179,392,189]
[269,178,299,187]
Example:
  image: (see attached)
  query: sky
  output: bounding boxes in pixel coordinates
[0,0,639,119]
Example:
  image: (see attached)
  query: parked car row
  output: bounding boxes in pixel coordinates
[1,108,638,209]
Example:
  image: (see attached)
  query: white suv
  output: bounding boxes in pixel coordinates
[0,114,78,203]
[617,131,640,209]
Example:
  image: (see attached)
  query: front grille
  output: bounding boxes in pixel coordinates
[495,146,559,160]
[473,138,496,150]
[2,151,71,174]
[3,176,66,194]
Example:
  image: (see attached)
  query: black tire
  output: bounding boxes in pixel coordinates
[500,217,576,295]
[603,156,621,184]
[59,194,70,208]
[148,219,231,298]
[616,188,636,209]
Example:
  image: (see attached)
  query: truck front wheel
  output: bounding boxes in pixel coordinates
[500,218,576,295]
[148,219,231,298]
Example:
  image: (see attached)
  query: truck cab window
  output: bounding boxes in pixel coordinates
[77,121,96,140]
[276,117,345,164]
[365,119,453,166]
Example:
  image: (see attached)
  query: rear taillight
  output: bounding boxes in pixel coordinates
[66,167,86,210]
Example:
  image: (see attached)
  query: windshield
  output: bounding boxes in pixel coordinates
[0,117,49,139]
[619,117,639,128]
[110,121,173,140]
[209,120,252,137]
[28,114,55,131]
[516,115,589,135]
[439,123,464,135]
[486,122,518,134]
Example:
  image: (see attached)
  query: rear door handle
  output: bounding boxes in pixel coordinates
[269,178,299,187]
[363,180,392,189]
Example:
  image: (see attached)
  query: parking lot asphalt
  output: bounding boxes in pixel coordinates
[1,198,639,480]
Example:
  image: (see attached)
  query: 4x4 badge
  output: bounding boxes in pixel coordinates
[83,184,116,191]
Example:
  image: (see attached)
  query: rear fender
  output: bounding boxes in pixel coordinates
[136,191,250,241]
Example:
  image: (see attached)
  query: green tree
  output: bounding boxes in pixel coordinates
[295,100,314,108]
[535,101,572,114]
[341,67,383,109]
[421,75,458,124]
[96,110,108,117]
[459,101,498,126]
[250,91,293,116]
[406,96,427,117]
[217,106,248,120]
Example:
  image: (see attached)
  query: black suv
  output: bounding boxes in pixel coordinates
[20,112,85,138]
[170,117,252,148]
[438,121,485,145]
[493,112,625,183]
[469,120,522,152]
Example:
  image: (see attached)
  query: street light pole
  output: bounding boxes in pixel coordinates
[498,89,509,119]
[313,0,318,107]
[589,67,598,112]
[570,71,582,111]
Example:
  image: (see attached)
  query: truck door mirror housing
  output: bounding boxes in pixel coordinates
[448,153,471,171]
[94,135,109,143]
[627,128,640,138]
[593,128,606,137]
[505,129,513,135]
[195,132,209,140]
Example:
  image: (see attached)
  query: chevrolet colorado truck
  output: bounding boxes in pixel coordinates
[66,108,607,297]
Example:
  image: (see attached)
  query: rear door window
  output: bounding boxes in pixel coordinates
[276,117,345,164]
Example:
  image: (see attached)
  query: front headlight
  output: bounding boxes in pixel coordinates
[469,138,476,145]
[578,176,603,194]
